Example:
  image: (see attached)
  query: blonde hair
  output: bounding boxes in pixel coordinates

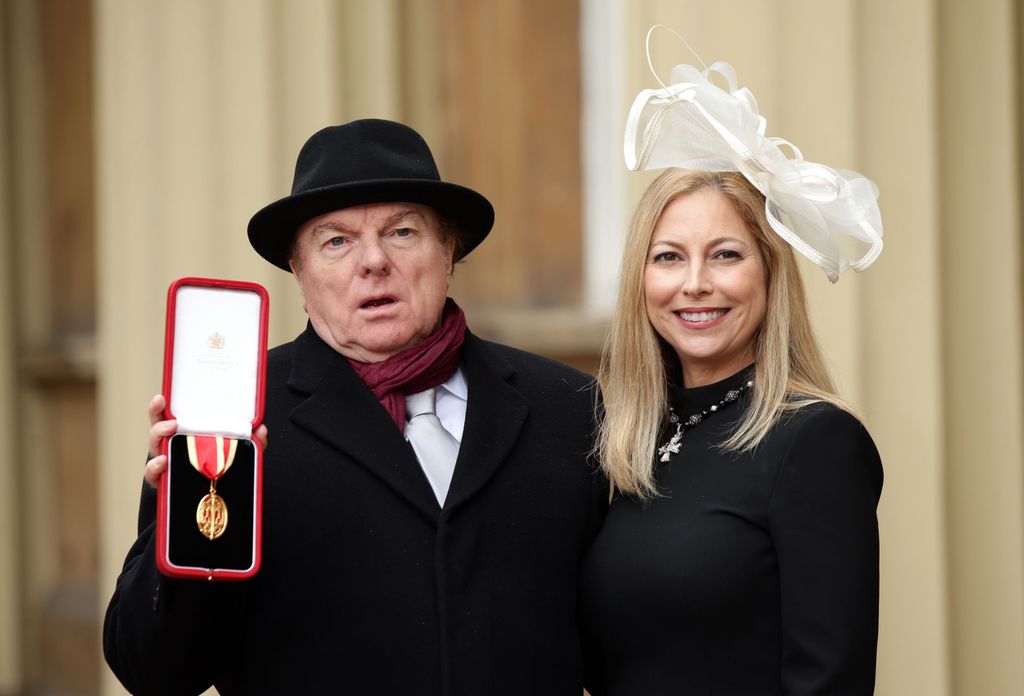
[596,169,852,498]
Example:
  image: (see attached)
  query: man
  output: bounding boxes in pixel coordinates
[103,119,606,694]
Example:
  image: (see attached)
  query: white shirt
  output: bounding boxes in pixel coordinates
[425,366,467,444]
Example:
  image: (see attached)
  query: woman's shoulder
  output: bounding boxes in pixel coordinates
[776,399,877,451]
[771,399,883,495]
[781,398,865,431]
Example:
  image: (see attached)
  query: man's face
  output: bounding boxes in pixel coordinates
[290,202,454,363]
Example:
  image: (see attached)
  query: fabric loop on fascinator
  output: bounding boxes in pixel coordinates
[624,26,883,282]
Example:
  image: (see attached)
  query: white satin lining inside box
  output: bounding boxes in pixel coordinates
[170,285,261,438]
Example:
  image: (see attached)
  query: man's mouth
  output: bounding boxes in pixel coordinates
[361,297,396,309]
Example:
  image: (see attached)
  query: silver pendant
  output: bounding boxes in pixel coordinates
[657,424,683,462]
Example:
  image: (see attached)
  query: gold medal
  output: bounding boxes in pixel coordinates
[186,435,238,540]
[196,484,229,540]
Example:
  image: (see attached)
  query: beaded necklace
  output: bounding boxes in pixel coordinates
[657,379,754,462]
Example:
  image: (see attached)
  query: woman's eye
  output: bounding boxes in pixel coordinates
[715,249,741,260]
[653,251,681,263]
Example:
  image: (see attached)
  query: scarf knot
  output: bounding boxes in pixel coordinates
[346,298,467,432]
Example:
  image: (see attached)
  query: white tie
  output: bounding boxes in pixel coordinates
[405,388,460,505]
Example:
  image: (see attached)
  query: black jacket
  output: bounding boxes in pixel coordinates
[104,326,606,695]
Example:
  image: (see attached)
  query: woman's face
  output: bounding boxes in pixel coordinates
[644,190,767,387]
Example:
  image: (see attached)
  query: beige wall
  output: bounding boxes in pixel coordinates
[0,0,1018,693]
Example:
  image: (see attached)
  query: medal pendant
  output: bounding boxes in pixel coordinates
[186,434,237,541]
[196,481,229,540]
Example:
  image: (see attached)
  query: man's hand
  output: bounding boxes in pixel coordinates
[144,394,268,488]
[144,395,176,487]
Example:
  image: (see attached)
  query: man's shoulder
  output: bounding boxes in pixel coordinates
[265,332,315,383]
[468,335,593,391]
[266,338,296,369]
[267,338,295,359]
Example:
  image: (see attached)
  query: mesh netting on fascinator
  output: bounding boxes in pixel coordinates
[624,26,883,282]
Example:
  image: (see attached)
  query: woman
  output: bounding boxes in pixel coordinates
[581,33,885,692]
[580,165,883,695]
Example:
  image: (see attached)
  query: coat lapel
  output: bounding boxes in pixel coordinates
[444,332,529,513]
[286,326,441,523]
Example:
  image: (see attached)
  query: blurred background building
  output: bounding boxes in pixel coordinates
[0,0,1021,694]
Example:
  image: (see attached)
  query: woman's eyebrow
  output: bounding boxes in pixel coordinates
[649,236,750,249]
[708,236,752,248]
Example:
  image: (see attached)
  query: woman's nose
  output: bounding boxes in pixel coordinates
[680,262,712,297]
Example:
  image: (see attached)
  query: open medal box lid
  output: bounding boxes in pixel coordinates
[156,277,269,581]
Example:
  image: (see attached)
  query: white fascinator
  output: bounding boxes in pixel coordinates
[624,27,883,282]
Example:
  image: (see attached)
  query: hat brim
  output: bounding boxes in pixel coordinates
[247,179,495,271]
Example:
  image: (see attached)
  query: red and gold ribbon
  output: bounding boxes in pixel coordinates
[186,434,238,480]
[186,435,238,540]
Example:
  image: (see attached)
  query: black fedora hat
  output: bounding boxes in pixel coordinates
[247,119,494,271]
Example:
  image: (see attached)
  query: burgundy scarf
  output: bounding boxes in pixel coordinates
[347,298,467,433]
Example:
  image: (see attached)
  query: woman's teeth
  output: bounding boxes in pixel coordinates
[680,310,726,322]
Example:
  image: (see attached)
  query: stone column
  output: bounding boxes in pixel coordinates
[937,0,1024,692]
[0,4,22,692]
[856,0,951,692]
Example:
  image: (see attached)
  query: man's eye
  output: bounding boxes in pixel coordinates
[394,227,413,238]
[328,236,346,247]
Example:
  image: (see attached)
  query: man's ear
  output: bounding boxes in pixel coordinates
[289,259,308,312]
[444,238,457,276]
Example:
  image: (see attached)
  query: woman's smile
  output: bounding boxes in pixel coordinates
[675,307,730,328]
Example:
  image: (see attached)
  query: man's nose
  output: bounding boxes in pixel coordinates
[357,238,389,276]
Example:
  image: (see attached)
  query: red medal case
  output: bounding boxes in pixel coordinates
[156,277,269,580]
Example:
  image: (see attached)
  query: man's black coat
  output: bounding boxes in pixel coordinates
[104,325,607,695]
